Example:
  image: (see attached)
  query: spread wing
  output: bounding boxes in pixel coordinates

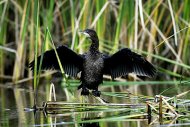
[29,45,83,77]
[103,48,156,79]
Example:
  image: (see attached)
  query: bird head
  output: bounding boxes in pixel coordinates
[80,29,99,42]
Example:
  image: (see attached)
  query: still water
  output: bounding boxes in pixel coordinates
[0,80,190,127]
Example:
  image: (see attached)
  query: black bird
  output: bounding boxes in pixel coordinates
[29,29,156,97]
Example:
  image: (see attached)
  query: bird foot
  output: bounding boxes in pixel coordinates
[92,90,101,97]
[81,87,90,96]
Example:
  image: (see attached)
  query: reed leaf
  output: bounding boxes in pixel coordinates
[12,0,31,82]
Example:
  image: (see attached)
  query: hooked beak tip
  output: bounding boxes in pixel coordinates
[79,30,90,37]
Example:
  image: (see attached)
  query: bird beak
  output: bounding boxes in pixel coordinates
[79,30,90,38]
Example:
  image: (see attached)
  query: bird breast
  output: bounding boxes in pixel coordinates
[83,54,104,83]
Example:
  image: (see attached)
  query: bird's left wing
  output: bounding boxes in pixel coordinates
[29,45,83,77]
[103,48,156,79]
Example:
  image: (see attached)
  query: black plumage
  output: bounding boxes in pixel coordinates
[29,29,156,97]
[29,46,83,77]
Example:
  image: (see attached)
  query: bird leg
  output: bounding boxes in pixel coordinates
[78,84,90,96]
[81,86,90,96]
[92,90,101,97]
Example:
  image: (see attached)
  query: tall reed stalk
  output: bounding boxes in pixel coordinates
[0,1,7,78]
[12,0,31,82]
[0,0,189,88]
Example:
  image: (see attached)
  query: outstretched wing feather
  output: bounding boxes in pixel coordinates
[104,48,156,79]
[29,45,83,77]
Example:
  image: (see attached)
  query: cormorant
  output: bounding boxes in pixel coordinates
[29,29,156,97]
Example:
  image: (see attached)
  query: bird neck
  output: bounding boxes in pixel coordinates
[90,38,99,52]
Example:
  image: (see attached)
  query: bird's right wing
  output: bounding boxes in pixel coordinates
[29,45,83,77]
[103,48,156,79]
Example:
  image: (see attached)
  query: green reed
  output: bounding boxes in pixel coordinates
[0,0,189,96]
